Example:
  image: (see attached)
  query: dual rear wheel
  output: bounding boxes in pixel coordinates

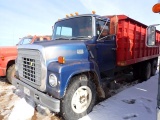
[133,58,158,81]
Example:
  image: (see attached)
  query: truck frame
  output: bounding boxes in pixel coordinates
[13,14,160,120]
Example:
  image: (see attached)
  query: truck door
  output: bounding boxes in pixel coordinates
[96,19,116,72]
[96,37,116,72]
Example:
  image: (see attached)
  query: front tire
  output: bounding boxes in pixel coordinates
[6,64,15,84]
[61,75,96,120]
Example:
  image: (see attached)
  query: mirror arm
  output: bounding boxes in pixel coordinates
[150,24,160,27]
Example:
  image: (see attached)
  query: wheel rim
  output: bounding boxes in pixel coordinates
[71,86,92,113]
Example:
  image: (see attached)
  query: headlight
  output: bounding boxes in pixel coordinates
[49,74,57,87]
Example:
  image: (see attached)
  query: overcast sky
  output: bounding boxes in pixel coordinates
[0,0,159,46]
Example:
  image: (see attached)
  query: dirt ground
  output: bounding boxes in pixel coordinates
[0,77,61,120]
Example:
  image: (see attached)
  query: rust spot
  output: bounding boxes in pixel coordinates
[31,111,37,120]
[0,115,4,120]
[51,115,61,120]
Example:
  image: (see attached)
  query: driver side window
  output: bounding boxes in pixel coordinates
[96,20,110,40]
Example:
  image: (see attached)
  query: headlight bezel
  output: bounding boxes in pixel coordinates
[49,73,58,87]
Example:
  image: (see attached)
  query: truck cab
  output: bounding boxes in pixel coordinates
[52,14,116,72]
[13,14,116,120]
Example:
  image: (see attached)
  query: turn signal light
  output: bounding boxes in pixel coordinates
[58,56,65,64]
[1,56,5,61]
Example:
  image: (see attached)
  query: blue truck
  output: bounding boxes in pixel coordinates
[13,13,160,120]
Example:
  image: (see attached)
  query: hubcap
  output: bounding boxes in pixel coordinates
[71,86,92,113]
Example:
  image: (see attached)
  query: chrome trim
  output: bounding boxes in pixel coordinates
[92,16,96,36]
[18,49,41,86]
[17,44,47,91]
[13,77,60,112]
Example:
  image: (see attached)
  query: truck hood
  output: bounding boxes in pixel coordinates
[0,46,17,57]
[19,40,89,64]
[43,40,89,64]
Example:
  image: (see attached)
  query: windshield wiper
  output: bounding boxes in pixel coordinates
[69,36,91,40]
[55,37,68,40]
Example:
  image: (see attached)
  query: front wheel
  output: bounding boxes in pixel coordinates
[6,64,15,84]
[61,75,97,120]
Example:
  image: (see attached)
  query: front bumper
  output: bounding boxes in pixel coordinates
[12,77,60,113]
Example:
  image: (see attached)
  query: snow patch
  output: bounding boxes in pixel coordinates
[79,74,158,120]
[8,98,35,120]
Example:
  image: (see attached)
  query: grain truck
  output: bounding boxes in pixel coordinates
[13,13,160,120]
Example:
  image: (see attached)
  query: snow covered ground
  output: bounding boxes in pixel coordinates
[80,74,158,120]
[0,73,159,120]
[0,77,60,120]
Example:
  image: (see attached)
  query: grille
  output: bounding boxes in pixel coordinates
[23,57,36,82]
[18,49,42,86]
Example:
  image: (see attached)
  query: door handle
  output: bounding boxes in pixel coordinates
[112,48,116,50]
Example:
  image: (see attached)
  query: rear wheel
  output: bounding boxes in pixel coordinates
[140,62,151,81]
[151,59,157,76]
[61,75,96,120]
[6,64,15,84]
[133,64,141,80]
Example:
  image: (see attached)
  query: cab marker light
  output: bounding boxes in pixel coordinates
[92,10,96,14]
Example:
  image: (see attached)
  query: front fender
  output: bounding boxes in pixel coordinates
[0,56,17,76]
[47,60,101,98]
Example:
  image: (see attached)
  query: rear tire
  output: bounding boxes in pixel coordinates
[6,64,15,84]
[133,64,141,80]
[61,75,96,120]
[140,62,151,81]
[151,59,157,76]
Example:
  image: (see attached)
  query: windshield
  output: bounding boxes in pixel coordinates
[18,37,32,45]
[53,16,92,40]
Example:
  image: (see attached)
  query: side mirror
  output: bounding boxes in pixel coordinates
[146,24,160,46]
